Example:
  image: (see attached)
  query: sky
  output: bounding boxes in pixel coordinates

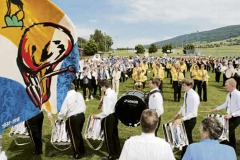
[51,0,240,48]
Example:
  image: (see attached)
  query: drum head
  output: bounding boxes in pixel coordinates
[115,91,148,127]
[225,69,232,78]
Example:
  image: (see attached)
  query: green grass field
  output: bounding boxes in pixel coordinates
[2,69,240,160]
[113,46,240,57]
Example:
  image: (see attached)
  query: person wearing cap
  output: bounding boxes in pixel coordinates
[182,117,237,160]
[58,83,86,159]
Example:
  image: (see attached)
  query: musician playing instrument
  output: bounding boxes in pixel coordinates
[119,109,175,160]
[140,60,148,76]
[165,61,172,78]
[132,62,142,76]
[153,63,165,92]
[183,117,237,160]
[80,66,92,101]
[132,70,145,90]
[213,78,240,151]
[190,65,199,90]
[58,83,86,159]
[234,64,240,90]
[222,61,236,86]
[173,78,200,158]
[96,63,110,97]
[197,64,209,102]
[179,60,187,77]
[148,78,164,136]
[171,64,184,102]
[93,80,121,160]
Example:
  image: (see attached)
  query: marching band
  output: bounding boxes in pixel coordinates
[2,54,240,159]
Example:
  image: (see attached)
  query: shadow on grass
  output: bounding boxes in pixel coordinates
[6,139,36,160]
[43,134,126,159]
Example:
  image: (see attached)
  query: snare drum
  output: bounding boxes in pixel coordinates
[84,116,104,150]
[207,114,229,142]
[85,116,104,141]
[51,120,71,151]
[9,122,31,146]
[9,122,29,136]
[225,69,232,78]
[162,123,189,150]
[51,120,70,143]
[115,90,148,127]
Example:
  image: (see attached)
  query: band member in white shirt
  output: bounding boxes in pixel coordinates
[112,66,121,96]
[214,59,222,83]
[213,78,240,151]
[58,83,86,159]
[96,63,110,97]
[80,67,92,101]
[173,78,200,158]
[148,78,163,136]
[119,109,175,160]
[93,80,121,160]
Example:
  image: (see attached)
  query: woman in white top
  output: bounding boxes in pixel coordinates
[112,66,121,96]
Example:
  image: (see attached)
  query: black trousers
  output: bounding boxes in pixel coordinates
[166,69,171,78]
[173,81,181,101]
[155,116,161,136]
[197,81,207,101]
[158,80,163,92]
[181,117,197,158]
[193,79,199,91]
[215,71,221,82]
[101,113,121,159]
[221,116,240,151]
[25,112,44,155]
[82,83,92,100]
[66,113,85,158]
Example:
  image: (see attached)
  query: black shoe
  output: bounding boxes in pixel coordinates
[102,157,109,160]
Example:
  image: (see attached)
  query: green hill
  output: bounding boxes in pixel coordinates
[151,25,240,48]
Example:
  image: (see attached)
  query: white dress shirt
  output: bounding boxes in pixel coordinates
[80,71,92,80]
[58,90,86,120]
[97,88,117,119]
[0,151,7,160]
[148,88,164,117]
[178,88,200,121]
[119,133,175,160]
[216,89,240,117]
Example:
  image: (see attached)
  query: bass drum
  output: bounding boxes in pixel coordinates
[115,90,148,127]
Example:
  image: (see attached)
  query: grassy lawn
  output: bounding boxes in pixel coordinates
[113,46,240,57]
[2,69,240,160]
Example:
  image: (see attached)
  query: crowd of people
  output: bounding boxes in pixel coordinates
[6,54,240,160]
[74,54,240,102]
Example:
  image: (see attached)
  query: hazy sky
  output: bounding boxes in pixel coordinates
[51,0,240,48]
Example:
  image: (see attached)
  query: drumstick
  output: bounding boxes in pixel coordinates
[166,118,174,124]
[199,110,212,113]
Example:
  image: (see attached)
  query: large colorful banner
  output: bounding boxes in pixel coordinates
[0,0,79,133]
